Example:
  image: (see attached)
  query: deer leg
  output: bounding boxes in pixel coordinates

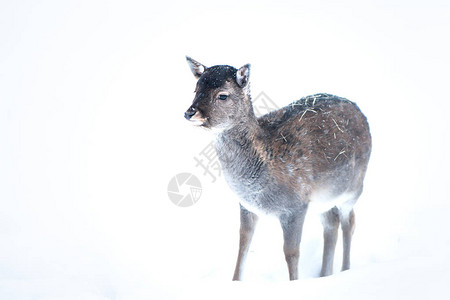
[279,206,308,280]
[340,208,355,271]
[320,206,340,277]
[232,204,258,281]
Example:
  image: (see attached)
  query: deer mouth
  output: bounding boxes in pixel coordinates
[185,109,208,126]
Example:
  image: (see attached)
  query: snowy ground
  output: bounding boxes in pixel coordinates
[1,1,450,299]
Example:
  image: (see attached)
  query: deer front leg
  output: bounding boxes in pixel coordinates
[320,207,340,277]
[280,206,308,281]
[232,204,258,281]
[340,209,355,271]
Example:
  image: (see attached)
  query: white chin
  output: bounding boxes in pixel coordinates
[189,119,205,126]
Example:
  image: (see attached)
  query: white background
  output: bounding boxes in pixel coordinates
[1,0,449,299]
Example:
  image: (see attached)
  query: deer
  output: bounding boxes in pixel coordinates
[184,57,372,281]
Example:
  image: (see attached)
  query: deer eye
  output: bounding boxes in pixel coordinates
[218,94,228,101]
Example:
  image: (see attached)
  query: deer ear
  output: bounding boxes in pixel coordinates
[186,56,207,79]
[236,64,251,88]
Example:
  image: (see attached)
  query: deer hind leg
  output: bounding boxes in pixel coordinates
[340,208,355,271]
[320,206,340,277]
[232,204,258,281]
[279,206,308,281]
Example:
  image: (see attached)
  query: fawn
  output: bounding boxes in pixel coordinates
[184,57,371,280]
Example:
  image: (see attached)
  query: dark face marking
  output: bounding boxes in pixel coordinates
[186,65,252,129]
[196,65,237,91]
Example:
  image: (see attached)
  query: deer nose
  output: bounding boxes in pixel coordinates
[185,107,196,120]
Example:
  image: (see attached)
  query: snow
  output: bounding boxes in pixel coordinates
[180,259,450,300]
[1,0,450,299]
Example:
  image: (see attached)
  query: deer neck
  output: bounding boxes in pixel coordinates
[214,113,263,172]
[213,113,268,205]
[219,112,259,147]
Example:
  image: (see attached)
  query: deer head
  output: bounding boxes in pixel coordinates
[184,56,253,131]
